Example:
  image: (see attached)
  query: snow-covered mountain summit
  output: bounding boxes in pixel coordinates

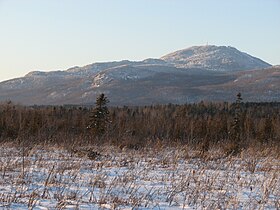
[161,45,271,71]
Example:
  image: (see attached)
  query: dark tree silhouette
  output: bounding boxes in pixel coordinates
[88,93,110,138]
[230,92,244,155]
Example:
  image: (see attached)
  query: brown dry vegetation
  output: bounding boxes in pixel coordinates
[0,100,279,154]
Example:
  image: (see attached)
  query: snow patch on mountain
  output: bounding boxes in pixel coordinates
[92,65,157,87]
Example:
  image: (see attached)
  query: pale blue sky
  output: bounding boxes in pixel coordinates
[0,0,279,81]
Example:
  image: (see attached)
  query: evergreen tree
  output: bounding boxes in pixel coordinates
[230,92,243,154]
[233,93,242,138]
[88,93,110,137]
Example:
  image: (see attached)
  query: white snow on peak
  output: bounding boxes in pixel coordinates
[161,45,271,71]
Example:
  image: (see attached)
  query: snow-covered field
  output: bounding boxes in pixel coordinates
[0,144,279,209]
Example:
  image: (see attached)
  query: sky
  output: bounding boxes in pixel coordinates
[0,0,279,82]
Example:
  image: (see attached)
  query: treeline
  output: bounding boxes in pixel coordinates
[0,101,279,149]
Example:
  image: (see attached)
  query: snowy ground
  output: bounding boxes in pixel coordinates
[0,144,279,209]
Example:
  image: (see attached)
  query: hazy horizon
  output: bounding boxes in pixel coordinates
[1,0,279,82]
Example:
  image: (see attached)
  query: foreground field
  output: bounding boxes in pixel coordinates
[0,144,279,209]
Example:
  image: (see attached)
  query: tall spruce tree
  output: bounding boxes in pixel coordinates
[88,93,110,137]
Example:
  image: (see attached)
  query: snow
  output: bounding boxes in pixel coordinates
[0,145,279,209]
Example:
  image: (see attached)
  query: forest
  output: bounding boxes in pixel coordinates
[0,97,279,154]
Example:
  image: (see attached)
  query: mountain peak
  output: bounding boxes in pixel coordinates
[161,45,271,71]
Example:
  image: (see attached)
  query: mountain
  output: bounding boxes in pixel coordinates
[0,45,278,106]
